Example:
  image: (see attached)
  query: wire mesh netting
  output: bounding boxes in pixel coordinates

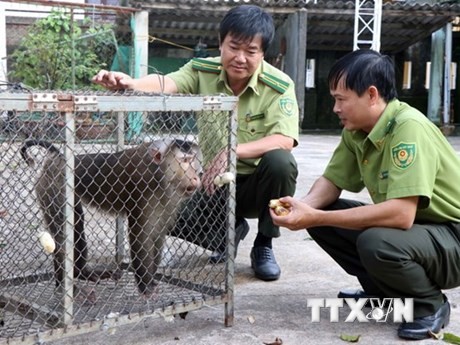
[0,89,238,344]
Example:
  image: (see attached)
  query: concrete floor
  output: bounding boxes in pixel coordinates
[49,133,460,345]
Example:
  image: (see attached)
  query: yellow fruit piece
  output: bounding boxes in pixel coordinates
[38,231,56,254]
[269,199,290,216]
[274,206,290,216]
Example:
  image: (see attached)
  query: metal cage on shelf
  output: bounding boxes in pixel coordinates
[0,90,238,344]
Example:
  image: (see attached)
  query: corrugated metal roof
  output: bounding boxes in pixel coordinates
[130,0,460,53]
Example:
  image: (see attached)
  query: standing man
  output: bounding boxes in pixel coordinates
[271,49,460,339]
[93,5,299,281]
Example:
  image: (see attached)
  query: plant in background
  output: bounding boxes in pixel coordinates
[9,10,115,90]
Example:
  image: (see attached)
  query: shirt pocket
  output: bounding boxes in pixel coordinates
[240,113,266,139]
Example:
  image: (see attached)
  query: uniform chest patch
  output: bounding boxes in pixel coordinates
[279,98,295,116]
[391,142,416,169]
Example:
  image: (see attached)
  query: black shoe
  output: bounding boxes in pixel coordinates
[337,288,383,308]
[338,289,371,299]
[337,288,384,299]
[250,246,280,281]
[209,218,250,264]
[397,298,450,340]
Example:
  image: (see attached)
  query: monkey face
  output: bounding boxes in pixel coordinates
[167,148,202,197]
[149,140,202,199]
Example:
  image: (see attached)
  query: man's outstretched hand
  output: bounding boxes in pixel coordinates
[92,70,134,90]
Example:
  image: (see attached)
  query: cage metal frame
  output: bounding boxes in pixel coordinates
[0,90,239,344]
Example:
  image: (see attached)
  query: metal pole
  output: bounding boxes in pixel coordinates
[353,0,382,51]
[224,105,238,327]
[127,11,149,140]
[115,111,126,266]
[353,0,361,50]
[0,2,7,89]
[428,28,445,124]
[443,22,452,126]
[373,0,382,52]
[71,9,75,91]
[62,110,75,325]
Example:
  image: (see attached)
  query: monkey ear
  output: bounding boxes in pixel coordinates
[148,146,165,164]
[150,150,163,164]
[148,139,171,164]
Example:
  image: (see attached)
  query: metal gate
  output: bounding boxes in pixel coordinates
[0,90,238,344]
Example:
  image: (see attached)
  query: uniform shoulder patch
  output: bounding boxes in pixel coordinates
[192,58,222,74]
[279,98,295,116]
[391,142,416,169]
[258,72,289,94]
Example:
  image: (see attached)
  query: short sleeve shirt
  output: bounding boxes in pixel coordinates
[167,57,299,174]
[323,99,460,223]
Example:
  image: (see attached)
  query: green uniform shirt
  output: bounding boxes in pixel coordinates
[167,57,299,174]
[323,99,460,223]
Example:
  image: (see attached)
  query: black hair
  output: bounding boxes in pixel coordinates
[219,5,274,54]
[328,49,398,102]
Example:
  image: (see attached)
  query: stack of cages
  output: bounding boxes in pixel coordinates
[0,89,238,343]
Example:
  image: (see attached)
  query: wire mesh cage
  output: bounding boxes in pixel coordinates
[0,90,238,344]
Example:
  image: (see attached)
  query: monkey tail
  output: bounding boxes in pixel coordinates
[20,140,61,167]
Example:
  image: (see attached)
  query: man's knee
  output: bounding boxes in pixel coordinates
[357,228,401,269]
[259,149,297,179]
[307,227,326,242]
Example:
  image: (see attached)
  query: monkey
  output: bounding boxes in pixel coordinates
[21,138,201,297]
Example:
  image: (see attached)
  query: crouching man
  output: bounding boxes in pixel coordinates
[271,49,460,340]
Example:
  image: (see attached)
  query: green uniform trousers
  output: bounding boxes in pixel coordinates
[307,198,460,318]
[171,149,298,251]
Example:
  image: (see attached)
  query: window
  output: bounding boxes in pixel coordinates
[450,62,457,90]
[425,62,431,89]
[402,61,412,90]
[305,59,315,88]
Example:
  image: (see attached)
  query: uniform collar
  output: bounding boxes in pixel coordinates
[218,61,262,96]
[364,99,400,151]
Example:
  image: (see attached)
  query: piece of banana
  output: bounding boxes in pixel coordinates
[268,199,290,216]
[38,231,56,254]
[213,172,235,187]
[274,206,290,216]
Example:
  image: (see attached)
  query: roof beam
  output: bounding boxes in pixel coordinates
[0,0,138,13]
[138,3,298,15]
